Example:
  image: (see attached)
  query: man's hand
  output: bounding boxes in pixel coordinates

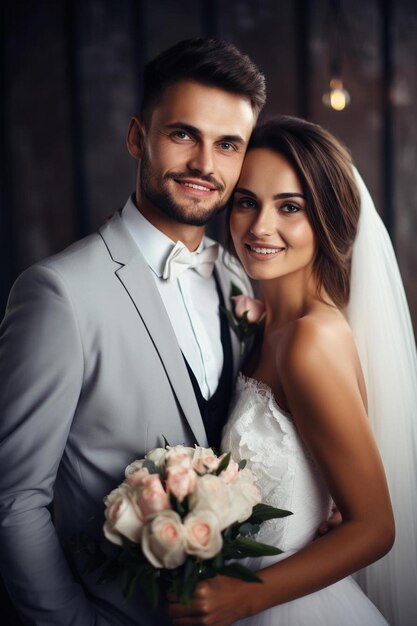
[316,507,342,537]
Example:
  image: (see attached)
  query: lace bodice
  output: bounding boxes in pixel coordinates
[222,374,333,551]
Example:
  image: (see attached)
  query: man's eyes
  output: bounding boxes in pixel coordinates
[218,142,237,152]
[172,130,191,140]
[169,132,237,152]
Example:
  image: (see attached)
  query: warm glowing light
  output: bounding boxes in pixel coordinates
[322,79,351,111]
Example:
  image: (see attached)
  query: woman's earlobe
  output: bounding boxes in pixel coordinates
[126,116,144,159]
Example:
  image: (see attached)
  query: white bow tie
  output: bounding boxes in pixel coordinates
[162,241,219,281]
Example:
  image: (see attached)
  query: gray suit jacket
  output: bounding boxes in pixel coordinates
[0,211,252,626]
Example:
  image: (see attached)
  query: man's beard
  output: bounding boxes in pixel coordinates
[140,150,227,226]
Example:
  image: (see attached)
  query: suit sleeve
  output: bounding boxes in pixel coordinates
[0,265,108,626]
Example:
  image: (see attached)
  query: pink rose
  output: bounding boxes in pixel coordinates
[166,466,197,502]
[103,483,143,545]
[231,295,265,323]
[192,447,220,474]
[141,510,186,569]
[166,450,193,470]
[217,454,239,483]
[125,467,150,488]
[192,474,231,530]
[184,510,223,560]
[137,474,170,520]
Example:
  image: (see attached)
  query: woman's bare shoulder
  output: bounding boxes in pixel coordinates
[276,309,358,383]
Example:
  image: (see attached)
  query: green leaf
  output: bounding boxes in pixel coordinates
[247,503,293,524]
[238,459,247,470]
[162,435,170,448]
[120,569,138,603]
[223,536,283,558]
[241,310,250,326]
[212,552,225,569]
[169,492,188,517]
[174,560,200,605]
[142,459,158,474]
[234,536,283,557]
[139,570,160,609]
[216,562,263,583]
[236,522,260,537]
[213,452,231,476]
[119,540,145,563]
[231,282,243,297]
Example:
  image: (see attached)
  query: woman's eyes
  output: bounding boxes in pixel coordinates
[235,198,302,213]
[236,198,257,209]
[280,203,301,213]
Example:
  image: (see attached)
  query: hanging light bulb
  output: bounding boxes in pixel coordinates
[322,78,351,111]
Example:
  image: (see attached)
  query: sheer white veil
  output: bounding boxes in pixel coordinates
[347,171,417,626]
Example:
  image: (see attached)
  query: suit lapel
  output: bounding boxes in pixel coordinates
[213,254,242,383]
[99,213,208,447]
[212,243,255,382]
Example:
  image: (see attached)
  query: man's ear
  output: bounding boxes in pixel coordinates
[127,116,145,159]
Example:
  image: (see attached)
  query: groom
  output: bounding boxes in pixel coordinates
[0,38,265,626]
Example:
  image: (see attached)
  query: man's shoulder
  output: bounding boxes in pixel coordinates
[11,213,133,298]
[36,211,131,274]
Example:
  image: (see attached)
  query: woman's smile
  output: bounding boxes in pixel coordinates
[230,148,315,282]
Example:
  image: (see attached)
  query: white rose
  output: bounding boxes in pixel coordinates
[145,447,168,468]
[184,510,223,560]
[192,474,231,530]
[103,483,143,545]
[166,444,195,458]
[227,468,262,524]
[141,510,186,569]
[124,458,145,477]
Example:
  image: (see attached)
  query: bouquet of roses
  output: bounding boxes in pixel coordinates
[75,444,291,607]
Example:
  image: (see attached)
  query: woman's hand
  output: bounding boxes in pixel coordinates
[316,507,343,537]
[166,575,252,626]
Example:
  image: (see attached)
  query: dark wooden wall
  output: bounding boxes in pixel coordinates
[0,2,416,620]
[1,0,416,332]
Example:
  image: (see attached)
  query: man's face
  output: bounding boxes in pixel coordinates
[136,81,256,231]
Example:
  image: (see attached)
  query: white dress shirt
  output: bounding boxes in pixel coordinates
[121,197,223,399]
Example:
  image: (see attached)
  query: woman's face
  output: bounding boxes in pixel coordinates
[230,148,316,282]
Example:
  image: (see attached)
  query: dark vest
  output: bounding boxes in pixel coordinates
[183,272,233,451]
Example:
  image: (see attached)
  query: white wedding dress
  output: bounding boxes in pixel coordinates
[221,373,390,626]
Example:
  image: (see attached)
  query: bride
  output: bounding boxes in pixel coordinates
[167,117,417,625]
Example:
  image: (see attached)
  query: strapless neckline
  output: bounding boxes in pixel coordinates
[237,372,291,419]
